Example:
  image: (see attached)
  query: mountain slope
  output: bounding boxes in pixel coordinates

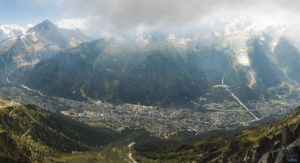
[274,38,300,83]
[0,20,89,83]
[134,106,300,162]
[3,20,299,106]
[248,38,285,87]
[0,99,117,162]
[26,34,285,105]
[26,39,210,105]
[25,34,291,105]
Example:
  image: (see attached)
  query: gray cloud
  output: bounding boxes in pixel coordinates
[24,0,300,36]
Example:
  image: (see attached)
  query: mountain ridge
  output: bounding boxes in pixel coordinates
[0,20,90,84]
[0,99,117,162]
[24,33,300,105]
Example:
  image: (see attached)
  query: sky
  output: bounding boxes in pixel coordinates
[1,0,300,37]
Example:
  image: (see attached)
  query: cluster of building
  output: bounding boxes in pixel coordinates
[0,86,298,136]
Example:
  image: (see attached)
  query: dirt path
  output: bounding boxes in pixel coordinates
[128,142,137,163]
[0,99,15,109]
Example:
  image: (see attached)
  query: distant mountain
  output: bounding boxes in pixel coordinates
[1,19,300,105]
[274,38,300,83]
[26,39,209,105]
[0,20,90,83]
[134,106,300,162]
[0,99,117,162]
[25,27,300,105]
[248,38,285,87]
[0,30,8,41]
[0,29,22,43]
[26,20,89,50]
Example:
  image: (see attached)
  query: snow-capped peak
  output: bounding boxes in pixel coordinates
[0,24,32,38]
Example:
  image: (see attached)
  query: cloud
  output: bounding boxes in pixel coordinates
[56,18,88,30]
[24,0,300,37]
[0,24,33,36]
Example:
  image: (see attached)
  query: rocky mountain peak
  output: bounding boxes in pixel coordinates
[28,20,57,33]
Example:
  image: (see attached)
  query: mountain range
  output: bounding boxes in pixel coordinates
[0,20,90,84]
[1,18,300,163]
[6,20,297,106]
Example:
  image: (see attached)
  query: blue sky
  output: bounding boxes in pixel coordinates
[0,0,64,25]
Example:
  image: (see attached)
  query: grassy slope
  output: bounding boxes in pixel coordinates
[47,129,152,163]
[134,107,300,162]
[49,142,131,163]
[0,99,118,162]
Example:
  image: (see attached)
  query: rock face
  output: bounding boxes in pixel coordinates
[244,124,300,163]
[282,126,293,146]
[257,150,285,163]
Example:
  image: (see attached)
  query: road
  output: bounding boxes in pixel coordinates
[224,87,259,120]
[202,81,260,121]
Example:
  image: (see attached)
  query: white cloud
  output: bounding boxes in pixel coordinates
[0,24,23,35]
[0,24,33,37]
[24,0,300,37]
[56,18,88,30]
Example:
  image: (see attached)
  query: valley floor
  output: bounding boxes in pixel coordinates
[0,85,298,137]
